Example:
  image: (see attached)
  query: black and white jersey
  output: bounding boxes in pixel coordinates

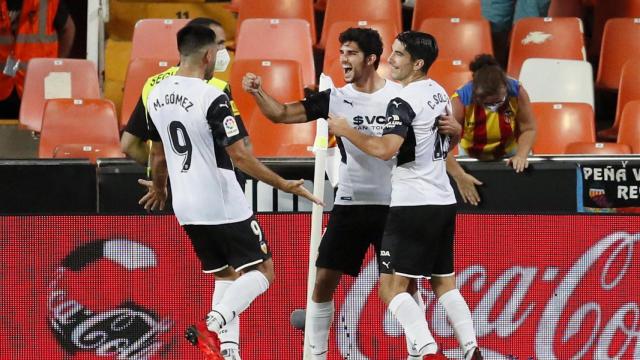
[146,75,253,225]
[383,79,456,206]
[301,80,401,205]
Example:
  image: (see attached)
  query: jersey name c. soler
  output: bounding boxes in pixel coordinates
[146,75,252,225]
[383,79,456,206]
[302,81,401,205]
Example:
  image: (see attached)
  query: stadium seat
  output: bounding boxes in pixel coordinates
[507,17,586,78]
[318,0,402,49]
[591,0,640,59]
[412,0,483,29]
[230,59,315,157]
[598,58,640,140]
[565,142,632,154]
[418,18,493,63]
[19,59,100,133]
[428,59,472,97]
[519,58,594,108]
[596,18,640,91]
[322,20,399,87]
[39,99,120,158]
[617,100,640,153]
[226,0,241,13]
[120,59,173,129]
[315,0,327,11]
[53,144,125,163]
[130,19,189,62]
[237,0,316,44]
[531,102,596,154]
[235,19,316,87]
[549,0,584,17]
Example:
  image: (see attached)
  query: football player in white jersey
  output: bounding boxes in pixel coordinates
[329,31,482,360]
[243,28,425,359]
[139,25,323,360]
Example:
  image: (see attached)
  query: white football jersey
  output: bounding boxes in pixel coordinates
[302,80,401,205]
[146,75,252,225]
[383,79,456,206]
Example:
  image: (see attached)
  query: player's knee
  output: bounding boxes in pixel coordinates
[256,259,275,285]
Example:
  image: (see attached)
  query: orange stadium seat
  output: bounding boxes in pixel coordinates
[591,0,640,58]
[120,59,173,129]
[549,0,584,17]
[617,100,640,153]
[230,59,315,157]
[596,18,640,91]
[428,59,472,97]
[412,0,483,29]
[235,18,316,87]
[322,20,399,87]
[130,19,189,62]
[507,17,586,78]
[19,59,100,133]
[599,58,640,140]
[39,99,120,158]
[237,0,316,44]
[531,102,595,154]
[53,144,125,163]
[418,18,493,63]
[565,142,632,154]
[318,0,402,49]
[315,0,327,11]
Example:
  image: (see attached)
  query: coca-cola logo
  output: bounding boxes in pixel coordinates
[336,231,640,359]
[47,240,174,359]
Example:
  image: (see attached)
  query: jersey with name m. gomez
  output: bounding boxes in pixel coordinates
[146,75,252,225]
[383,79,456,206]
[301,80,401,205]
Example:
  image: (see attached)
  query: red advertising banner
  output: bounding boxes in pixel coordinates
[0,214,639,359]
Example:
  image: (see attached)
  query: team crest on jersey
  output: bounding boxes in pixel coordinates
[223,116,240,137]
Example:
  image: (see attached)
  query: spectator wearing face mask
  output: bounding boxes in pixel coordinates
[446,54,537,206]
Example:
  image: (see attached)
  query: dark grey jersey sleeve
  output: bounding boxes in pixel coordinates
[207,94,248,148]
[300,89,331,121]
[383,97,416,138]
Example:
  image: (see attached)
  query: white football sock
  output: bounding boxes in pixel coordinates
[389,292,437,355]
[438,289,478,358]
[207,270,270,333]
[307,300,334,359]
[212,280,240,351]
[406,290,427,357]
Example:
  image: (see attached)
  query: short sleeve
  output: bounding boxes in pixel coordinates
[124,97,150,140]
[300,89,331,121]
[207,94,248,148]
[382,97,416,138]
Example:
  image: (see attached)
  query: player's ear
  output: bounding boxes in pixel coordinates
[413,58,424,72]
[366,54,377,66]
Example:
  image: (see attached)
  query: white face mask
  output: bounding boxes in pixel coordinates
[483,96,507,112]
[214,48,230,72]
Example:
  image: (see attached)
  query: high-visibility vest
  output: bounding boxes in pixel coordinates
[0,0,59,100]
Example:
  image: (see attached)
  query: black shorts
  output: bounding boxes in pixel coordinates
[183,216,272,273]
[316,205,389,276]
[379,204,457,278]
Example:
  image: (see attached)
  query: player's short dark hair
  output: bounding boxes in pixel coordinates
[339,27,384,69]
[177,25,217,56]
[470,54,508,101]
[187,17,222,29]
[395,31,438,74]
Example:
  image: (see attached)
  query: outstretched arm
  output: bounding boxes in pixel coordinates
[328,114,403,161]
[510,86,537,173]
[242,73,309,123]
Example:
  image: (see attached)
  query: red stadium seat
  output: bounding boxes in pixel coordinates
[549,0,584,17]
[418,18,493,63]
[591,0,640,59]
[507,17,586,78]
[130,19,189,62]
[531,102,596,154]
[565,142,632,154]
[53,143,125,163]
[121,58,173,129]
[428,59,472,97]
[39,99,121,159]
[235,18,316,88]
[230,59,315,157]
[237,0,316,44]
[598,58,640,140]
[596,18,640,91]
[412,0,483,30]
[617,100,640,153]
[19,58,100,132]
[318,0,402,49]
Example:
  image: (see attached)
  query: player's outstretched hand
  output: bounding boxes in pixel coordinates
[242,73,261,94]
[453,173,483,206]
[138,179,168,211]
[437,113,461,137]
[327,114,350,137]
[282,179,324,206]
[507,154,529,173]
